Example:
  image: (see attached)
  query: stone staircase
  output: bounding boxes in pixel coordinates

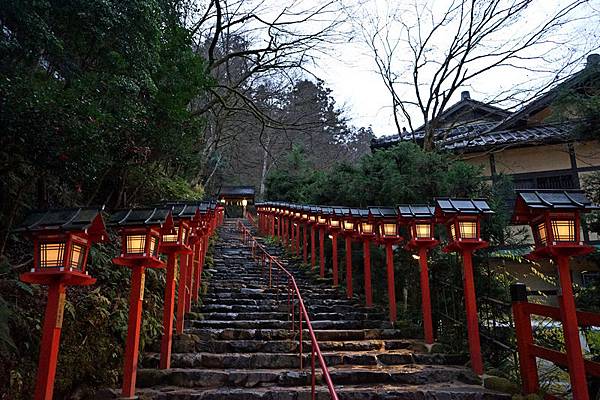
[106,219,511,399]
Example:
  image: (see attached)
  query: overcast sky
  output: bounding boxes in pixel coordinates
[308,0,600,137]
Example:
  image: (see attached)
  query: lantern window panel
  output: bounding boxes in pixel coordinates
[69,243,86,270]
[330,219,340,228]
[536,223,547,245]
[551,219,575,242]
[361,222,374,234]
[149,236,159,256]
[459,221,477,239]
[126,235,147,254]
[343,220,354,231]
[382,223,397,237]
[40,242,66,269]
[162,226,179,243]
[415,223,431,239]
[317,216,327,224]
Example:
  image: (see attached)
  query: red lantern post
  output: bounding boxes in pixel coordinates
[18,208,108,400]
[435,198,493,375]
[308,206,319,270]
[369,206,402,322]
[327,207,343,286]
[316,207,331,278]
[512,189,598,399]
[300,206,311,264]
[357,209,376,307]
[340,208,357,298]
[399,204,438,345]
[109,207,172,398]
[157,203,199,369]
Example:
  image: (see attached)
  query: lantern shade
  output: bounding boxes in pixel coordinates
[434,198,493,252]
[511,190,598,258]
[17,207,108,285]
[109,207,173,268]
[317,206,332,227]
[368,206,401,242]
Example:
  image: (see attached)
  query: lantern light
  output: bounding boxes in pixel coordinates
[368,206,401,241]
[398,205,437,246]
[434,198,492,251]
[18,207,108,279]
[512,190,598,259]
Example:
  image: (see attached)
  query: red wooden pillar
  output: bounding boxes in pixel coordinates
[510,283,540,395]
[311,225,316,269]
[418,247,434,345]
[319,227,325,277]
[345,236,353,298]
[295,223,300,256]
[462,251,483,375]
[192,241,202,303]
[290,220,295,250]
[331,233,339,286]
[303,224,308,264]
[160,256,177,369]
[185,252,193,313]
[363,239,372,307]
[385,243,397,322]
[122,266,146,398]
[176,255,188,334]
[33,282,66,400]
[556,254,589,400]
[271,216,275,237]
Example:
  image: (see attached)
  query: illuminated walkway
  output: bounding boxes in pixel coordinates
[108,219,510,399]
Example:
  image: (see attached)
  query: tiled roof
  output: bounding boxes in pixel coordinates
[16,207,106,233]
[435,198,494,216]
[440,122,575,152]
[218,186,255,197]
[515,190,598,211]
[372,122,575,153]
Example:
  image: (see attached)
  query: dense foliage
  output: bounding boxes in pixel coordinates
[0,0,211,398]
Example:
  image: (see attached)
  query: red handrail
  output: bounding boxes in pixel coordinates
[237,220,339,400]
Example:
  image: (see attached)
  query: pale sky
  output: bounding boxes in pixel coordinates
[310,0,600,137]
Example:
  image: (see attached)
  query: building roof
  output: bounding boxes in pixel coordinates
[218,186,255,198]
[371,56,600,153]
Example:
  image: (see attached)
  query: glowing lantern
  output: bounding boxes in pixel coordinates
[18,207,108,400]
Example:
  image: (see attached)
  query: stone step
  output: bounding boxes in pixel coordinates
[196,311,387,321]
[185,319,393,330]
[97,383,511,400]
[161,336,416,354]
[135,365,481,389]
[200,303,381,314]
[184,328,420,341]
[142,350,468,369]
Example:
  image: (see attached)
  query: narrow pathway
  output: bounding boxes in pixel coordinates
[131,219,510,399]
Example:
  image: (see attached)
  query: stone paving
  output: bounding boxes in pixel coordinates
[100,219,511,399]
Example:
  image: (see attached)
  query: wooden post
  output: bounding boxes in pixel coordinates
[160,256,177,369]
[418,247,434,345]
[192,241,202,303]
[303,224,308,264]
[176,255,188,334]
[33,282,66,400]
[462,250,483,375]
[363,239,372,307]
[311,225,316,270]
[319,227,325,278]
[332,233,339,286]
[385,243,397,322]
[122,266,146,398]
[556,254,589,400]
[345,236,353,298]
[510,283,540,394]
[184,252,193,313]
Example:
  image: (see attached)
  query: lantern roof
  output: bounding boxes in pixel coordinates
[397,204,436,222]
[16,207,108,242]
[512,189,598,223]
[349,208,363,218]
[368,206,398,219]
[108,207,174,228]
[434,198,493,218]
[357,209,370,219]
[332,207,348,217]
[301,205,311,213]
[318,206,334,215]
